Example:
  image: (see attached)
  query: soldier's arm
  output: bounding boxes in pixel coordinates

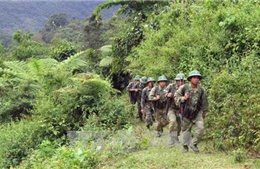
[165,84,173,98]
[201,89,209,114]
[141,88,146,109]
[126,82,133,91]
[174,85,185,106]
[149,87,157,100]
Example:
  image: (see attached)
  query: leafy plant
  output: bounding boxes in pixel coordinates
[0,120,45,168]
[18,143,99,169]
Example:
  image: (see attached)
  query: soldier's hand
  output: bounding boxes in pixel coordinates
[134,89,138,92]
[202,112,206,119]
[184,92,190,100]
[167,93,173,98]
[141,109,144,114]
[156,95,160,100]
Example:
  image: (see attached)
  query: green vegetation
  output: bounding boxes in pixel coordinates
[0,0,259,168]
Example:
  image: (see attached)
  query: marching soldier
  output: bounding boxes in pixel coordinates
[175,70,209,153]
[141,77,156,129]
[165,73,186,146]
[149,75,169,137]
[136,76,147,121]
[126,75,141,116]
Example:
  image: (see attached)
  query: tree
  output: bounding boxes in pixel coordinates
[11,30,48,60]
[91,0,172,91]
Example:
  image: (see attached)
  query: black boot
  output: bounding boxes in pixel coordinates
[190,144,199,153]
[183,145,189,153]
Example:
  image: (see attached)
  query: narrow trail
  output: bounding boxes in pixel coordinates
[99,119,259,169]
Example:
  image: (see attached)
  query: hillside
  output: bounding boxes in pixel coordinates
[0,0,108,34]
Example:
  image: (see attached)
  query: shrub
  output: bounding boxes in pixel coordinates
[0,120,44,168]
[18,143,98,169]
[208,55,260,153]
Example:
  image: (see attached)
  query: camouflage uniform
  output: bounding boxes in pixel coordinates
[126,75,140,104]
[165,84,181,143]
[141,77,156,129]
[165,73,186,146]
[136,76,147,121]
[149,75,169,137]
[175,70,209,153]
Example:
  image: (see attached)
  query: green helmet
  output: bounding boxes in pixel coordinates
[158,75,168,82]
[187,70,202,81]
[134,75,141,80]
[140,76,147,84]
[175,73,187,81]
[147,77,156,83]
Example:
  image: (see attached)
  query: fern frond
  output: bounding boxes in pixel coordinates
[99,45,112,57]
[27,58,58,76]
[99,57,113,67]
[0,67,19,77]
[3,61,27,74]
[55,51,87,72]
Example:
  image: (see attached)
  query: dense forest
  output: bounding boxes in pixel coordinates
[0,1,105,33]
[0,0,259,168]
[0,0,116,46]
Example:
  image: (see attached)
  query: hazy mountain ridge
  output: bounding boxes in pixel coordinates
[0,1,106,33]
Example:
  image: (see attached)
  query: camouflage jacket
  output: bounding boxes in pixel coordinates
[136,83,147,103]
[126,81,139,91]
[126,81,139,100]
[141,86,153,109]
[175,84,209,114]
[165,83,179,109]
[149,85,168,109]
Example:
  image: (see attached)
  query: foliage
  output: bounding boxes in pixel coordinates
[18,142,98,169]
[34,73,130,141]
[11,30,48,60]
[0,49,131,167]
[54,19,84,43]
[49,38,77,61]
[83,96,130,131]
[0,41,9,60]
[0,120,45,168]
[208,55,260,153]
[0,60,42,121]
[92,0,173,90]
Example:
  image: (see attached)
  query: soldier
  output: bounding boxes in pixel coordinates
[175,70,209,153]
[141,77,156,129]
[165,73,186,146]
[149,75,169,137]
[126,75,141,116]
[136,76,147,121]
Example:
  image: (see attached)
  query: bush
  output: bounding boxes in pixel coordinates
[0,120,44,168]
[18,142,99,169]
[33,74,129,142]
[208,55,260,153]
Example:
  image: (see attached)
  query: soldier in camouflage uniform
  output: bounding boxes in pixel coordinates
[165,73,186,146]
[141,77,156,129]
[149,75,169,137]
[175,70,209,153]
[126,75,141,116]
[136,76,148,121]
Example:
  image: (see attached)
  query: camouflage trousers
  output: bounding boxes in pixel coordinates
[136,101,142,121]
[167,108,181,135]
[181,111,204,146]
[154,108,169,132]
[144,105,155,127]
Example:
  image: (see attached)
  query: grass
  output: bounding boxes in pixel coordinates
[98,120,260,169]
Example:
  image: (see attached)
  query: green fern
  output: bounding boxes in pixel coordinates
[27,58,58,77]
[55,51,87,72]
